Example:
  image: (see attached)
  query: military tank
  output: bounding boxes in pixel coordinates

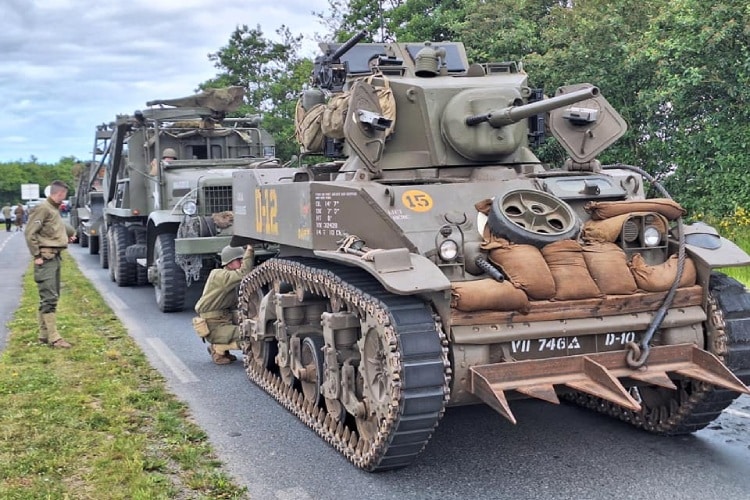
[230,33,750,471]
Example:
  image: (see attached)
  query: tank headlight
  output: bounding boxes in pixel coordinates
[643,226,661,247]
[439,239,459,261]
[182,200,197,216]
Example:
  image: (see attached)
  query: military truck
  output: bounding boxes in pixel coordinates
[230,34,750,471]
[70,123,111,257]
[99,87,278,312]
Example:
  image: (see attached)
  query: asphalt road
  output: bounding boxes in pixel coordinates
[3,231,749,499]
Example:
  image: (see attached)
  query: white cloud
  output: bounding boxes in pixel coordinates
[0,0,329,163]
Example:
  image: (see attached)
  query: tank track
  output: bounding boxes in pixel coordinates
[563,272,750,434]
[238,257,451,471]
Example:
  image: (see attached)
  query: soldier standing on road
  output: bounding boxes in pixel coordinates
[14,203,25,231]
[2,204,11,231]
[193,245,254,364]
[24,180,76,348]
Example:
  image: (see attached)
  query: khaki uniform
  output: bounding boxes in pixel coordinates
[1,205,11,231]
[24,198,74,344]
[14,204,24,230]
[194,247,254,355]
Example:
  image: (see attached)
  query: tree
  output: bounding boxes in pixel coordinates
[201,24,311,160]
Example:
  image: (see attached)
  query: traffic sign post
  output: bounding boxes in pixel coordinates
[21,184,40,200]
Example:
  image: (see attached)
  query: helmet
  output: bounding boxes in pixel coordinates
[162,147,177,159]
[220,245,244,266]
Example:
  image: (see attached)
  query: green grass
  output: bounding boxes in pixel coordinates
[0,256,248,499]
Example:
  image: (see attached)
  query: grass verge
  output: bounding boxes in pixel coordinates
[0,255,248,499]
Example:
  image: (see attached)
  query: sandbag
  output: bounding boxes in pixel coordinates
[321,92,350,139]
[582,242,638,295]
[295,101,325,152]
[629,253,697,292]
[582,212,667,243]
[488,244,556,300]
[585,199,686,221]
[451,278,530,313]
[541,240,602,300]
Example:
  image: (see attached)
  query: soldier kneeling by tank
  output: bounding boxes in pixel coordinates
[193,245,254,364]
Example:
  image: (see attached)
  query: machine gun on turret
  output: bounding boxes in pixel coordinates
[312,29,367,92]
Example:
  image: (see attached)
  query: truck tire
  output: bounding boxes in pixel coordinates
[487,189,580,247]
[99,228,109,269]
[154,232,186,312]
[79,223,89,248]
[88,234,99,255]
[112,225,137,287]
[107,227,116,282]
[129,226,148,286]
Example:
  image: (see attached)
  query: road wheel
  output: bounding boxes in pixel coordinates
[487,189,580,247]
[130,227,148,286]
[79,223,88,248]
[88,233,99,255]
[112,225,136,287]
[300,336,325,406]
[153,232,186,312]
[107,227,116,281]
[99,227,109,269]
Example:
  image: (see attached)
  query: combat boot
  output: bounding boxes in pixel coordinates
[41,312,72,348]
[207,345,232,365]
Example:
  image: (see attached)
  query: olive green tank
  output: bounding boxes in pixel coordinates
[231,33,750,471]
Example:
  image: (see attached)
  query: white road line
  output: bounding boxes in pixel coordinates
[722,408,750,419]
[146,337,200,384]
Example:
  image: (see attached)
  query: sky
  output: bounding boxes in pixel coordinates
[0,0,330,164]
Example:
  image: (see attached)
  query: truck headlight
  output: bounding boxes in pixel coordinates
[643,226,661,247]
[439,239,459,261]
[182,200,197,215]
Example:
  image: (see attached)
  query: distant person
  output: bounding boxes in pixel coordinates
[2,204,11,231]
[14,204,25,231]
[193,245,254,364]
[24,180,77,348]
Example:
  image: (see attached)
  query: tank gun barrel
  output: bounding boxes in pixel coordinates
[465,86,600,128]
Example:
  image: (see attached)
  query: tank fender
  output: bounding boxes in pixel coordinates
[313,249,451,295]
[673,223,750,269]
[686,237,750,269]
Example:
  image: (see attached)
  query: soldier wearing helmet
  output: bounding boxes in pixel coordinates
[193,245,254,364]
[162,147,177,161]
[150,147,178,175]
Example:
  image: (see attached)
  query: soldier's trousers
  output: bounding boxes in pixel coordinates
[34,254,61,313]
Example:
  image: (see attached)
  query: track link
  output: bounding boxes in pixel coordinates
[564,272,750,434]
[238,257,451,471]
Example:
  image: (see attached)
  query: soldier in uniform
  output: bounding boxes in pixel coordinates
[1,204,11,231]
[24,180,76,348]
[14,203,25,231]
[193,245,254,364]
